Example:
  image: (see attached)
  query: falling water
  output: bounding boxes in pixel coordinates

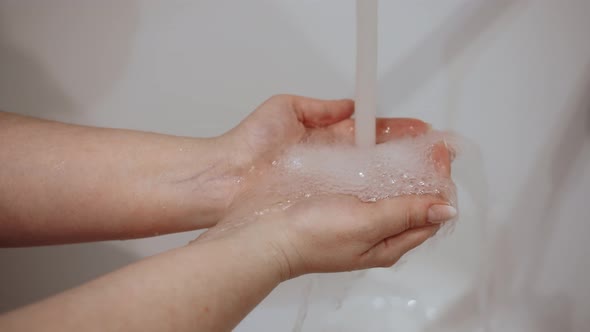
[354,0,378,148]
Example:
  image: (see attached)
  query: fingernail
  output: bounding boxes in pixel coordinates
[427,205,457,223]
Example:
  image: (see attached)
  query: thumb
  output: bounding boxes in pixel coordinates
[368,195,457,238]
[290,95,354,128]
[361,224,440,268]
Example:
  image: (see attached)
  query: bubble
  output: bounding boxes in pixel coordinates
[224,129,460,227]
[301,131,452,201]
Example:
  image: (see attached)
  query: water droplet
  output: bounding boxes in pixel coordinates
[358,172,365,178]
[407,299,417,308]
[291,158,303,169]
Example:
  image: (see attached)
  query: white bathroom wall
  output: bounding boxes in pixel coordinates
[1,1,589,331]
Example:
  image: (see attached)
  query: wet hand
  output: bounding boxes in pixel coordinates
[202,95,455,279]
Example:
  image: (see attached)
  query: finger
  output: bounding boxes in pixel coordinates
[325,119,354,144]
[430,142,452,177]
[327,117,430,143]
[326,118,355,142]
[376,118,430,143]
[289,95,355,128]
[361,225,439,268]
[368,195,456,238]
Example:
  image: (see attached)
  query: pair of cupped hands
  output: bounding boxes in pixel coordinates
[194,95,456,281]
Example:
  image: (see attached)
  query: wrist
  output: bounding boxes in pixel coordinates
[193,218,297,282]
[188,228,285,285]
[149,135,244,231]
[183,136,244,225]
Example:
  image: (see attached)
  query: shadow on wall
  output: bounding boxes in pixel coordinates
[0,1,142,313]
[0,243,139,313]
[424,63,590,332]
[480,62,590,332]
[0,30,76,120]
[0,1,139,121]
[378,0,526,112]
[156,0,349,109]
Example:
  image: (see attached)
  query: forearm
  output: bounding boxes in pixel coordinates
[0,234,281,332]
[0,111,239,246]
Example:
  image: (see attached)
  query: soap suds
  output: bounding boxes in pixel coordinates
[202,128,460,240]
[270,129,458,205]
[216,128,460,228]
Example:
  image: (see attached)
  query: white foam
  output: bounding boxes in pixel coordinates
[266,129,458,206]
[209,129,460,237]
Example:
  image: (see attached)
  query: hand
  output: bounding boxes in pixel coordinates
[199,95,455,280]
[222,94,437,166]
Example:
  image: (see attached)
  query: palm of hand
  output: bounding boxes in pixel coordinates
[226,95,354,163]
[226,94,438,165]
[198,95,452,278]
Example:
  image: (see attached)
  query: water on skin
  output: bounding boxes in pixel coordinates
[211,1,465,329]
[286,1,463,330]
[270,130,458,206]
[209,129,459,238]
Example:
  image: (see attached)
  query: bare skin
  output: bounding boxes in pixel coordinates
[0,113,235,246]
[0,95,456,331]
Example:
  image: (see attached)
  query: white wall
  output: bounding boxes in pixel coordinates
[1,1,589,331]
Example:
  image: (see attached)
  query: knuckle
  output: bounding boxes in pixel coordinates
[404,207,412,230]
[269,94,293,104]
[353,208,381,240]
[262,94,288,107]
[358,222,379,240]
[380,255,401,268]
[404,200,426,229]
